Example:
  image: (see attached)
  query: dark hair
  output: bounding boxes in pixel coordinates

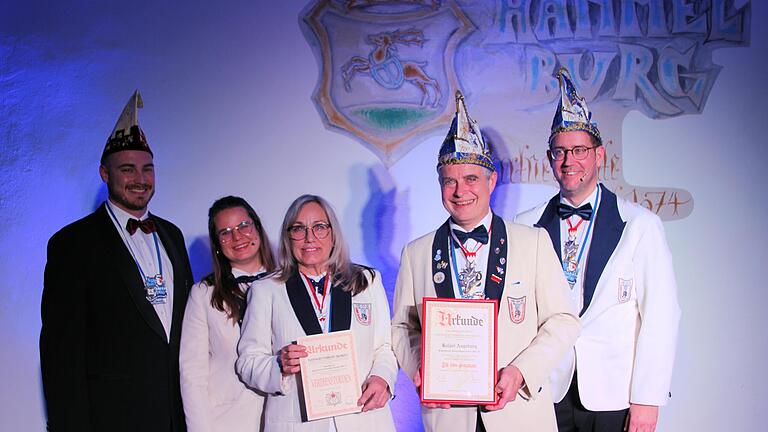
[276,194,374,295]
[203,196,276,322]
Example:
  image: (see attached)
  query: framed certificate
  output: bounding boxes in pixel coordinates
[296,330,362,421]
[421,297,498,405]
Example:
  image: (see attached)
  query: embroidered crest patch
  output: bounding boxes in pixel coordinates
[618,278,633,303]
[507,296,526,324]
[354,303,372,325]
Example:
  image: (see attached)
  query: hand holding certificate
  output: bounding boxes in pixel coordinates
[296,330,362,421]
[420,298,498,405]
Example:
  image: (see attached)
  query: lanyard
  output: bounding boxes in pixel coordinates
[106,202,163,281]
[565,186,601,278]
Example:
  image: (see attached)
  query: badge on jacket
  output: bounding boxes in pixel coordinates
[354,303,372,325]
[507,296,526,324]
[618,278,633,303]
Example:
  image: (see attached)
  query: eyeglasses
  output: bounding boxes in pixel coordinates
[217,220,256,244]
[288,223,332,240]
[549,146,596,161]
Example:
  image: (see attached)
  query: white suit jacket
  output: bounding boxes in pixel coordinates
[392,215,580,432]
[515,184,681,411]
[236,268,397,432]
[180,279,265,432]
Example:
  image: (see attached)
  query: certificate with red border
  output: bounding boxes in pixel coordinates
[297,330,362,421]
[421,298,498,405]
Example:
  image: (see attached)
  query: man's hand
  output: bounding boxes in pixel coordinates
[412,370,450,409]
[277,344,307,375]
[624,404,659,432]
[484,364,524,411]
[358,375,391,412]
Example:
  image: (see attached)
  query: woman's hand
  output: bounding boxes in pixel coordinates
[277,344,307,375]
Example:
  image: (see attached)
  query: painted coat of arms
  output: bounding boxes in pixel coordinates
[302,0,474,165]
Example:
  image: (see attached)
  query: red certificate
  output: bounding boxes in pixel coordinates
[297,330,362,421]
[421,297,498,405]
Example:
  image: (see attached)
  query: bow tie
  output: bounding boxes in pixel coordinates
[308,276,327,294]
[558,203,593,220]
[126,218,157,235]
[452,225,489,245]
[235,274,259,285]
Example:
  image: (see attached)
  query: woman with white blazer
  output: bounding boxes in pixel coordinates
[180,196,276,432]
[236,194,397,432]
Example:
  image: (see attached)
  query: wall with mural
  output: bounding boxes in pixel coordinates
[0,1,764,430]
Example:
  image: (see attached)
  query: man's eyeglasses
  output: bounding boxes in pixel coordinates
[218,220,256,244]
[549,146,596,161]
[288,223,332,241]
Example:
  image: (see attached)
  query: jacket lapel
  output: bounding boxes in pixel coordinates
[286,271,323,336]
[534,194,562,262]
[97,205,167,341]
[329,280,351,332]
[483,214,507,301]
[431,220,455,299]
[582,184,626,315]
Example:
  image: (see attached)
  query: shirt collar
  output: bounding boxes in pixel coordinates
[559,184,599,209]
[231,267,264,279]
[449,210,493,233]
[107,199,149,230]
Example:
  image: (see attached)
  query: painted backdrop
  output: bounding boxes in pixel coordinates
[1,1,765,430]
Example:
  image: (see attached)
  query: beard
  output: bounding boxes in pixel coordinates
[108,182,154,213]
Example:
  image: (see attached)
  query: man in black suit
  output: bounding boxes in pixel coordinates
[40,91,193,432]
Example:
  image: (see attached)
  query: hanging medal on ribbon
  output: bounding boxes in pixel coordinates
[562,217,585,288]
[450,224,491,299]
[561,187,601,289]
[303,273,330,324]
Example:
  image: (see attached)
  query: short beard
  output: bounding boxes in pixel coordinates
[108,184,154,212]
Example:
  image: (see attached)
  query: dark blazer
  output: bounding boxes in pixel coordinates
[40,203,193,432]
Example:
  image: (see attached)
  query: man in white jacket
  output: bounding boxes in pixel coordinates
[515,68,681,432]
[393,91,580,432]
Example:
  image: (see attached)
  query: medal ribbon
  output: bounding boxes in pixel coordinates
[106,202,163,283]
[449,221,492,298]
[302,273,330,323]
[563,186,601,284]
[566,218,585,237]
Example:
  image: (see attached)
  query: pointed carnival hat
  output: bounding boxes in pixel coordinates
[549,67,602,145]
[100,90,153,163]
[437,90,495,172]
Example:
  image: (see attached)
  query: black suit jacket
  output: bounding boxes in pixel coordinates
[40,203,193,432]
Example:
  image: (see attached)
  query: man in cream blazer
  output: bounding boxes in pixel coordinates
[515,68,681,432]
[392,91,580,432]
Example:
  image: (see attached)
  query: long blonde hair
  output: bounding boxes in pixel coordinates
[276,194,373,295]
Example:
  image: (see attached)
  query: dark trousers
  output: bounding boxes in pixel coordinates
[555,373,628,432]
[476,408,486,432]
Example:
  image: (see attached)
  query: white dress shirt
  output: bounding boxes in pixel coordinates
[448,211,493,299]
[106,199,174,339]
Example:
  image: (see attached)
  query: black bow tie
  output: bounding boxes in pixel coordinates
[308,276,327,294]
[235,274,259,285]
[558,203,593,220]
[452,225,489,245]
[234,272,266,327]
[126,218,156,235]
